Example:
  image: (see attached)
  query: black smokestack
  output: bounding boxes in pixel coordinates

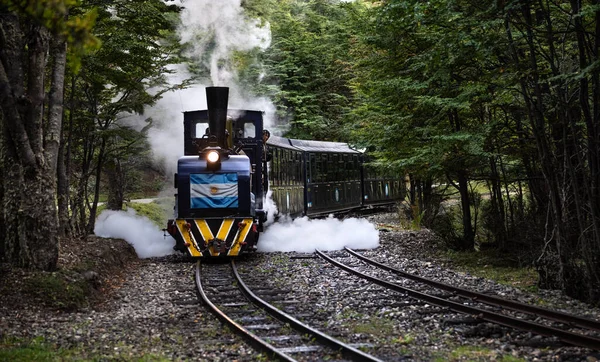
[206,86,229,147]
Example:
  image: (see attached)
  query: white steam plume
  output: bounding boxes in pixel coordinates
[94,209,175,258]
[135,0,274,175]
[258,216,380,253]
[178,0,271,87]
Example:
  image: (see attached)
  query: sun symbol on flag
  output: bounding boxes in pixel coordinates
[210,186,219,194]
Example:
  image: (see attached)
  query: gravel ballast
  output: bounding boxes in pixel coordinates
[1,213,599,361]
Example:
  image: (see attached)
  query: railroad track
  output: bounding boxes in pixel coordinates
[316,248,600,351]
[195,260,384,361]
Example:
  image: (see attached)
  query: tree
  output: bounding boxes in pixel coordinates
[0,0,97,269]
[344,0,600,303]
[244,0,361,140]
[498,0,600,301]
[57,0,181,235]
[349,0,498,250]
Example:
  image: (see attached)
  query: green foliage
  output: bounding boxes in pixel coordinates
[62,0,183,231]
[443,249,538,292]
[0,336,173,361]
[391,334,415,345]
[448,345,511,361]
[79,0,182,116]
[23,271,90,311]
[126,201,169,228]
[0,337,76,362]
[351,316,395,336]
[349,0,494,177]
[5,0,101,72]
[243,0,364,140]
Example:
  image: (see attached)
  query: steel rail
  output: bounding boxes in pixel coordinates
[345,247,600,332]
[316,249,600,351]
[231,260,384,362]
[194,261,296,362]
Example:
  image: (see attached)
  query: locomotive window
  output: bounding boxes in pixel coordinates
[245,123,256,138]
[195,122,209,138]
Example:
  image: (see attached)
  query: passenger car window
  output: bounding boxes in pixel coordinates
[244,123,256,138]
[195,122,209,137]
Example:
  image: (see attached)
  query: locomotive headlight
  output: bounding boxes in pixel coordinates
[201,147,227,171]
[207,150,220,163]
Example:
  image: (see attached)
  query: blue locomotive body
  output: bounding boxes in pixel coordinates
[166,87,266,257]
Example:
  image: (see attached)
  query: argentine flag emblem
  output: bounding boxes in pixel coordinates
[190,173,238,208]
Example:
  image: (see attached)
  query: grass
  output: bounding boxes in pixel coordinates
[94,192,173,228]
[432,345,526,361]
[0,337,172,362]
[23,271,91,311]
[442,248,538,292]
[350,316,395,337]
[0,337,76,362]
[391,333,415,345]
[125,201,170,228]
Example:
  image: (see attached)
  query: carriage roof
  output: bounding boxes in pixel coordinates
[267,135,361,154]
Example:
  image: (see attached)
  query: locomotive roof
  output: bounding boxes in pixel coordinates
[183,109,263,116]
[267,135,361,154]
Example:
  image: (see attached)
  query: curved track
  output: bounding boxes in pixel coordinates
[195,260,384,361]
[316,249,600,351]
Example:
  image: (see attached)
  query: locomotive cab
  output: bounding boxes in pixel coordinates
[166,87,267,257]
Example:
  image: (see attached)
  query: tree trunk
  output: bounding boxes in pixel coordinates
[106,157,125,210]
[58,75,76,237]
[57,133,70,236]
[3,163,59,269]
[49,38,69,237]
[86,137,107,235]
[0,10,65,270]
[0,117,5,260]
[489,155,507,249]
[457,171,474,250]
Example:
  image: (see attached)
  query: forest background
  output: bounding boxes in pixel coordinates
[1,0,599,305]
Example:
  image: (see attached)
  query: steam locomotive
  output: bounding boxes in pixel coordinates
[165,86,403,258]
